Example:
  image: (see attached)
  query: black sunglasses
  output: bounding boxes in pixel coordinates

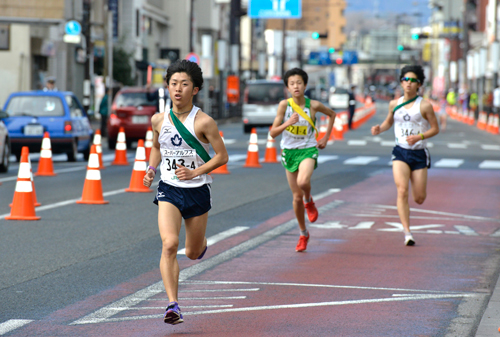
[401,77,420,84]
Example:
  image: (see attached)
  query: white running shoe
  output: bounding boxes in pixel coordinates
[404,233,415,246]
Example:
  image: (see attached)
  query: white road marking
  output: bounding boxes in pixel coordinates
[380,141,395,147]
[223,139,237,145]
[177,226,249,255]
[377,222,444,232]
[454,225,479,236]
[447,143,468,149]
[347,140,367,146]
[489,229,500,237]
[312,188,341,200]
[228,154,248,162]
[434,159,464,168]
[343,156,379,165]
[481,144,500,151]
[479,160,500,169]
[349,221,375,230]
[114,305,234,310]
[317,155,339,164]
[310,222,346,229]
[179,288,260,293]
[0,319,33,335]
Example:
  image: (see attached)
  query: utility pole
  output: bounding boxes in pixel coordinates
[82,0,91,113]
[190,0,194,52]
[281,19,286,77]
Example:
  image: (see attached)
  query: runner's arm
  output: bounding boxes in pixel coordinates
[176,114,228,180]
[270,100,297,138]
[144,113,163,187]
[371,100,396,135]
[311,100,336,149]
[406,100,440,145]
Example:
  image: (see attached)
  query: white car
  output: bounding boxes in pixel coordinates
[0,109,10,172]
[242,80,287,133]
[329,87,350,110]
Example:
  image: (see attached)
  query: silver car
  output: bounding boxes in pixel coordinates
[0,109,10,172]
[329,87,350,110]
[242,80,287,133]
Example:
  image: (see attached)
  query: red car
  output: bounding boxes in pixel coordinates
[107,87,158,149]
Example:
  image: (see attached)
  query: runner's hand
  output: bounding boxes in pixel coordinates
[406,135,421,146]
[371,125,380,135]
[143,170,155,187]
[287,112,300,126]
[317,136,328,149]
[175,164,195,180]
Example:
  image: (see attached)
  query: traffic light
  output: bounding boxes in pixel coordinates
[312,32,320,39]
[328,47,335,54]
[335,58,343,65]
[411,33,419,40]
[397,45,404,51]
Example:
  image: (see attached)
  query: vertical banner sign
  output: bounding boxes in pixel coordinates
[147,65,152,84]
[108,0,119,39]
[226,75,240,104]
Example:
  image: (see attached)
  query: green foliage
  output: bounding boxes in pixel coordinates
[113,47,135,86]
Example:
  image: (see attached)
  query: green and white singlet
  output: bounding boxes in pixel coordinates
[280,98,317,150]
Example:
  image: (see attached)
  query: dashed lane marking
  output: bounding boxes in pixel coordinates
[347,140,368,146]
[0,319,33,335]
[447,143,468,149]
[481,144,500,151]
[177,226,249,255]
[343,156,379,165]
[434,159,465,168]
[479,160,500,169]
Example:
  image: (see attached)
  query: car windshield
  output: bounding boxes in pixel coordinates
[247,83,285,104]
[6,96,64,117]
[332,88,349,94]
[115,92,156,107]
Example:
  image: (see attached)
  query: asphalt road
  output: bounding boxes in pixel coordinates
[1,101,500,336]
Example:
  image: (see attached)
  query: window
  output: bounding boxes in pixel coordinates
[246,83,286,104]
[6,96,64,117]
[115,92,156,107]
[0,24,9,50]
[66,96,84,117]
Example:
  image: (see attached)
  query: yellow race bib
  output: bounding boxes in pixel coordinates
[285,125,308,135]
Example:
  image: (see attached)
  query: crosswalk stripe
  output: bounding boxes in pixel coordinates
[481,144,500,151]
[434,159,464,168]
[0,319,33,335]
[447,143,467,149]
[344,156,379,165]
[347,140,367,146]
[479,160,500,169]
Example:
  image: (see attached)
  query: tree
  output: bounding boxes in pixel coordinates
[113,47,135,86]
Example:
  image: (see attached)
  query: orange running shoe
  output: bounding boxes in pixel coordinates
[304,198,318,222]
[295,234,310,252]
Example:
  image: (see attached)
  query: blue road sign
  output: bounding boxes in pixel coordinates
[248,0,302,19]
[65,20,82,35]
[308,51,332,66]
[342,50,359,65]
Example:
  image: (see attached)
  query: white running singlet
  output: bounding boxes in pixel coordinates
[158,106,213,188]
[280,99,317,150]
[393,96,430,150]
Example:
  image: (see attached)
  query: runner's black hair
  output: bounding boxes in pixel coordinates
[284,68,308,86]
[400,65,425,84]
[165,60,204,91]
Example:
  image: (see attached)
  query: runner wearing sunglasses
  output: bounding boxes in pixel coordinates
[371,65,439,246]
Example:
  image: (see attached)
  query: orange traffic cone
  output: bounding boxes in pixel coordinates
[35,132,56,176]
[317,116,327,139]
[93,129,105,169]
[492,114,500,135]
[477,111,487,130]
[77,145,109,204]
[263,127,278,163]
[486,114,494,133]
[112,127,129,165]
[467,110,475,126]
[125,140,152,192]
[333,116,344,141]
[244,128,262,168]
[6,147,41,220]
[145,126,153,162]
[10,146,41,207]
[212,131,230,174]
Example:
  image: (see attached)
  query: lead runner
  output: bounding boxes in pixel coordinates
[143,60,228,325]
[371,65,439,246]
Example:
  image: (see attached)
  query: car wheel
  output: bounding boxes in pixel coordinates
[0,140,10,173]
[14,150,21,163]
[66,138,78,162]
[243,124,252,133]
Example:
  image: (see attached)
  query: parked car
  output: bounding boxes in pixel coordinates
[0,109,10,172]
[107,87,157,149]
[242,79,287,133]
[305,85,329,106]
[2,91,93,162]
[328,87,350,110]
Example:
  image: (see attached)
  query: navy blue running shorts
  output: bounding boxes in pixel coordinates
[154,181,212,219]
[392,145,431,171]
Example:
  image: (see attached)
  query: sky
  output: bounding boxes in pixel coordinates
[345,0,431,24]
